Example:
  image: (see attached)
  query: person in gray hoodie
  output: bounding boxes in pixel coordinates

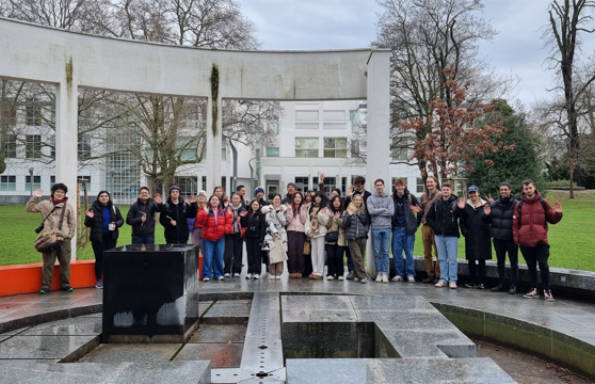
[366,179,394,283]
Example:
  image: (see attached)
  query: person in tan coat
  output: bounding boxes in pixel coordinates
[26,183,76,294]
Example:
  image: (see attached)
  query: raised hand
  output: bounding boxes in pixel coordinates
[554,201,562,213]
[457,197,466,209]
[170,219,177,226]
[483,204,491,216]
[85,209,94,218]
[186,195,197,204]
[33,189,43,199]
[347,185,354,197]
[486,194,495,204]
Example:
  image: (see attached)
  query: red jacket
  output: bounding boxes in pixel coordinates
[513,192,562,247]
[196,208,233,241]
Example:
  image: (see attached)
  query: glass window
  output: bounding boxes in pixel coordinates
[175,176,198,198]
[78,135,91,161]
[177,137,197,161]
[0,175,16,191]
[26,175,41,191]
[221,143,227,161]
[294,176,309,193]
[323,137,347,158]
[26,98,42,126]
[341,177,347,194]
[313,176,336,194]
[50,176,55,186]
[25,135,41,159]
[323,110,345,121]
[201,176,207,191]
[417,178,425,193]
[391,146,409,161]
[295,137,319,158]
[266,146,279,157]
[4,135,17,158]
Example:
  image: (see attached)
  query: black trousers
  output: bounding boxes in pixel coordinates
[493,239,518,286]
[326,244,344,277]
[91,232,117,280]
[245,237,262,275]
[224,233,243,274]
[287,231,306,274]
[521,243,550,290]
[468,259,486,285]
[303,240,313,277]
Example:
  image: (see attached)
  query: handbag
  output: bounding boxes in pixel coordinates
[303,239,311,255]
[325,231,339,243]
[268,237,287,264]
[34,203,67,253]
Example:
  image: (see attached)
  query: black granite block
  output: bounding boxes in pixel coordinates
[102,244,199,342]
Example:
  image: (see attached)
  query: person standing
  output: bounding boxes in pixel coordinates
[241,199,266,279]
[344,176,371,209]
[390,179,422,283]
[419,176,441,283]
[126,186,163,245]
[26,184,76,294]
[456,185,492,289]
[513,179,563,301]
[324,196,346,280]
[223,192,247,278]
[190,191,208,251]
[196,195,233,281]
[306,192,329,280]
[342,194,369,283]
[159,185,198,244]
[367,179,394,283]
[427,183,460,289]
[282,182,297,204]
[236,185,249,207]
[262,194,288,279]
[254,186,268,207]
[84,191,124,288]
[285,191,308,279]
[483,182,519,294]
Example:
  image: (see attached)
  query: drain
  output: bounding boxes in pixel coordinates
[258,345,268,350]
[256,371,269,378]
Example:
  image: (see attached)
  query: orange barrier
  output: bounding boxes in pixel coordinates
[0,254,203,297]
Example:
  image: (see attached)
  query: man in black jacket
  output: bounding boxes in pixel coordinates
[159,185,198,244]
[126,186,163,244]
[390,179,421,282]
[483,182,518,294]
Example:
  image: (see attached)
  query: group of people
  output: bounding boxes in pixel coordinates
[27,175,563,301]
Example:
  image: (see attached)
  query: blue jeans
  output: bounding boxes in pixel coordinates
[202,238,225,279]
[132,234,154,245]
[392,227,415,277]
[372,228,391,273]
[434,235,458,282]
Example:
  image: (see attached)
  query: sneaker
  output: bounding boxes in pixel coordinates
[523,288,538,299]
[246,273,252,280]
[233,273,241,278]
[476,283,485,290]
[407,275,415,283]
[217,276,225,281]
[382,273,389,283]
[464,283,475,289]
[391,275,402,282]
[346,271,355,281]
[360,277,367,284]
[39,288,49,295]
[375,274,383,283]
[254,274,260,280]
[422,276,435,284]
[275,275,281,280]
[95,280,104,289]
[327,275,335,281]
[491,284,505,292]
[449,281,458,289]
[434,279,447,288]
[508,285,517,295]
[203,277,210,282]
[224,273,231,278]
[338,275,344,281]
[61,287,74,293]
[544,289,555,302]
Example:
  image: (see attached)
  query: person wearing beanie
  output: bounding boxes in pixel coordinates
[255,187,268,207]
[84,191,124,288]
[26,183,76,294]
[160,185,198,244]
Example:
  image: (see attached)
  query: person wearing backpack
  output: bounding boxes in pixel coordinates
[513,179,563,301]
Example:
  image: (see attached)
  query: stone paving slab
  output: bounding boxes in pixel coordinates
[22,316,101,336]
[202,301,252,320]
[189,323,247,344]
[0,326,29,336]
[286,358,516,384]
[0,361,210,384]
[79,343,181,363]
[0,335,97,359]
[175,343,243,368]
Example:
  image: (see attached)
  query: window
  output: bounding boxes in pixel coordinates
[268,121,279,135]
[221,176,227,195]
[2,102,17,126]
[295,110,318,130]
[294,176,309,193]
[323,110,346,129]
[4,135,16,158]
[26,175,41,191]
[341,177,347,194]
[416,178,425,193]
[313,176,336,194]
[0,175,16,191]
[266,146,279,157]
[78,135,91,161]
[391,146,409,161]
[177,137,197,161]
[50,176,55,186]
[295,137,319,158]
[323,137,347,158]
[175,176,198,198]
[350,110,359,133]
[26,98,42,126]
[201,176,207,191]
[25,135,41,159]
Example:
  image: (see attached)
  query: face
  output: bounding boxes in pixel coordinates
[53,189,65,200]
[288,185,295,194]
[499,186,511,199]
[426,178,436,191]
[469,191,479,201]
[197,195,206,205]
[353,195,363,208]
[214,187,223,197]
[333,198,341,209]
[354,182,364,191]
[238,187,246,196]
[395,184,405,195]
[251,201,260,212]
[272,195,281,207]
[98,192,110,205]
[330,190,339,198]
[305,194,312,203]
[523,183,535,197]
[170,189,179,200]
[375,181,384,195]
[441,186,451,199]
[256,191,264,200]
[231,194,241,206]
[293,193,302,205]
[139,189,150,201]
[210,196,220,208]
[314,195,322,205]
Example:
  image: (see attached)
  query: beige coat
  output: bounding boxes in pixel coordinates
[26,197,76,239]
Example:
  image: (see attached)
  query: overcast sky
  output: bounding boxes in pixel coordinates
[236,0,595,109]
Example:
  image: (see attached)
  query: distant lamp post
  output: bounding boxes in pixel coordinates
[28,167,34,196]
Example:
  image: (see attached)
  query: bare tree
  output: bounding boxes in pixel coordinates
[545,0,595,197]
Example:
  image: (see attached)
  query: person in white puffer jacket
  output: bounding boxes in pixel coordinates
[261,194,287,279]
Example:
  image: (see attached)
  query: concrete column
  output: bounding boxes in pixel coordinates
[55,57,78,259]
[205,95,222,193]
[365,50,391,278]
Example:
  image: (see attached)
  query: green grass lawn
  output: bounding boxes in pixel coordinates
[1,190,594,271]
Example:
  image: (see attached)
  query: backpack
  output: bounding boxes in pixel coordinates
[516,197,548,229]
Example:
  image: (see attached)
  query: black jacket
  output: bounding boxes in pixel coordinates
[457,201,492,260]
[486,195,516,241]
[426,195,460,237]
[391,189,421,235]
[126,198,163,236]
[241,211,266,240]
[342,208,370,240]
[84,200,124,242]
[159,198,198,244]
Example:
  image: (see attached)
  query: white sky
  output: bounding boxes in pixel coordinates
[236,0,595,109]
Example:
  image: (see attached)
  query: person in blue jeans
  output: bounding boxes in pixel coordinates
[426,182,461,289]
[367,179,394,283]
[196,195,233,281]
[391,179,422,282]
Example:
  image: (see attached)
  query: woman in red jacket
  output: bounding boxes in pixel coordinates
[196,195,232,281]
